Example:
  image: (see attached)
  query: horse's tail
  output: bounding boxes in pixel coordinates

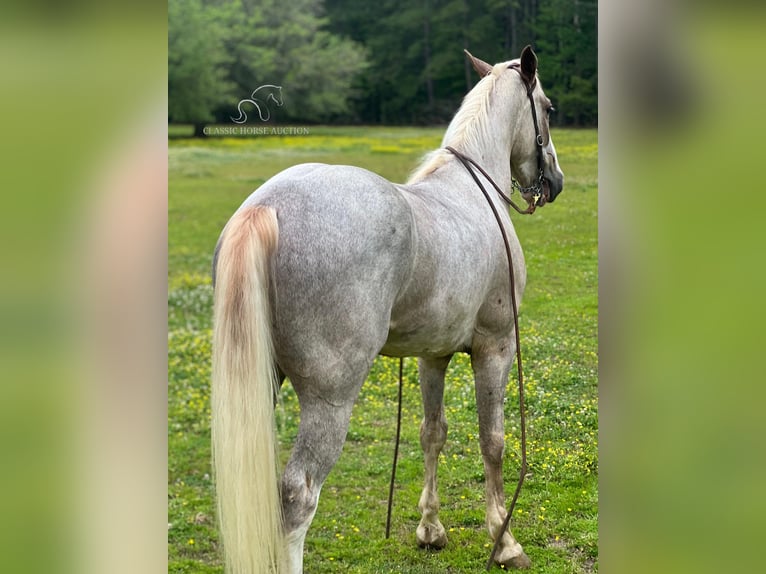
[230,100,251,124]
[211,205,283,574]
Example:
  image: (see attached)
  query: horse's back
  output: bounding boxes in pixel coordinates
[240,163,415,380]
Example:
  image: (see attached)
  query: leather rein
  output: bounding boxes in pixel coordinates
[449,67,544,569]
[447,146,537,215]
[386,68,545,570]
[447,143,531,570]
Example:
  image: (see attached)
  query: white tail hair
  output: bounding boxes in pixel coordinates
[212,205,283,574]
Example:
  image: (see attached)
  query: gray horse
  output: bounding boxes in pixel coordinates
[211,46,564,574]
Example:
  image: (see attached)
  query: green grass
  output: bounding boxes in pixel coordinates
[168,126,598,573]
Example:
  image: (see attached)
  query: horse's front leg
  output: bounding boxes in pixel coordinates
[416,355,451,548]
[471,340,531,569]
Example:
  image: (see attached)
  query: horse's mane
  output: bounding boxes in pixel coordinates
[407,61,508,184]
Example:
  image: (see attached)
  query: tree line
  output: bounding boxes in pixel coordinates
[169,0,596,134]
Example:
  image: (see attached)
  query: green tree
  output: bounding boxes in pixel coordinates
[324,0,597,126]
[217,0,367,123]
[168,0,234,136]
[534,0,597,125]
[168,0,598,128]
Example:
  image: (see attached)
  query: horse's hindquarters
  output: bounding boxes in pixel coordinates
[247,164,415,381]
[232,165,416,571]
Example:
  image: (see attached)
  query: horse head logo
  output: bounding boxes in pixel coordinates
[231,85,284,124]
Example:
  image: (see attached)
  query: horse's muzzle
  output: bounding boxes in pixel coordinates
[544,173,564,203]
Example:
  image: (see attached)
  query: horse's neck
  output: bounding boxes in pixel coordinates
[440,82,522,194]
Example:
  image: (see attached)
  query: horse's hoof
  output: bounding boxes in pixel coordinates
[416,522,447,549]
[495,547,531,569]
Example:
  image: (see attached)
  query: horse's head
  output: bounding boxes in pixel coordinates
[269,86,284,108]
[250,85,284,108]
[467,46,565,208]
[509,46,564,207]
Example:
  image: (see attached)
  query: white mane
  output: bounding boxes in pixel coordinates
[408,61,511,184]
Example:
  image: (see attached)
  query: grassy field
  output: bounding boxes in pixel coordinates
[168,126,598,573]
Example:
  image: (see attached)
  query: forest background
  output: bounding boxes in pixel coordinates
[169,0,596,134]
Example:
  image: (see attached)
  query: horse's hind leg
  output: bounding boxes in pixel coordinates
[471,342,531,569]
[416,355,451,548]
[280,361,370,574]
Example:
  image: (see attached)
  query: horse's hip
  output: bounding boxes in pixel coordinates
[249,166,415,370]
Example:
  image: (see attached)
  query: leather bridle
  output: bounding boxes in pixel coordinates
[508,62,548,203]
[448,63,549,211]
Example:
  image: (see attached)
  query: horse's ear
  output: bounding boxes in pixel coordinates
[520,45,538,83]
[464,49,493,78]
